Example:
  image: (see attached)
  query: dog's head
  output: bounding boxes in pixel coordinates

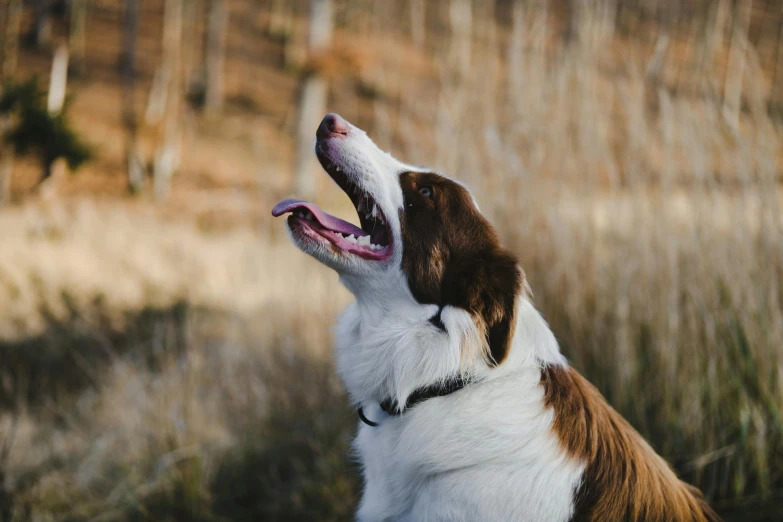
[273,114,522,365]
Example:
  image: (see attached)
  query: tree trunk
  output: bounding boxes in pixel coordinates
[268,0,292,40]
[68,0,87,75]
[38,45,70,195]
[30,0,52,48]
[772,20,783,113]
[449,0,472,78]
[723,0,752,130]
[204,0,227,111]
[123,0,145,193]
[0,148,11,205]
[294,76,327,196]
[182,0,202,101]
[2,0,23,77]
[293,0,333,197]
[47,44,69,115]
[410,0,425,50]
[153,0,183,202]
[0,0,22,206]
[308,0,333,51]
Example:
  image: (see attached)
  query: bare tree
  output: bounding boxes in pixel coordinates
[182,0,203,101]
[123,0,145,193]
[0,0,22,205]
[30,0,53,48]
[269,0,293,41]
[37,44,70,195]
[309,0,333,49]
[293,0,333,196]
[449,0,472,78]
[47,45,69,116]
[152,0,184,202]
[723,0,752,130]
[773,19,783,112]
[69,0,88,75]
[410,0,426,50]
[204,0,227,111]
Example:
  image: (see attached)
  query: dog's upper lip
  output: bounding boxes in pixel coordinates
[272,199,366,237]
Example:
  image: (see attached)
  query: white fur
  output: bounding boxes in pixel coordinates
[339,295,581,522]
[287,116,583,521]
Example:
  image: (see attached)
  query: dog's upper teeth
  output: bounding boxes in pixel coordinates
[357,199,367,214]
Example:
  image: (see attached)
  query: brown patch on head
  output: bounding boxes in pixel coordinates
[399,171,522,364]
[540,366,723,522]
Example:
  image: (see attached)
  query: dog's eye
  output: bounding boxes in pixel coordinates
[420,187,433,198]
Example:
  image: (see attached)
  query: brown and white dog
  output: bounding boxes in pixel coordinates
[272,114,721,522]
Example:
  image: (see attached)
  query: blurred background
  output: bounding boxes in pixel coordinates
[0,0,781,520]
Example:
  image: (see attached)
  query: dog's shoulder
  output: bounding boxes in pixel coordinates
[541,365,722,522]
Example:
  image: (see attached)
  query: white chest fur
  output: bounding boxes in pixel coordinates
[335,292,583,521]
[353,367,584,522]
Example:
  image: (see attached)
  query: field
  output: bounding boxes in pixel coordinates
[1,1,782,520]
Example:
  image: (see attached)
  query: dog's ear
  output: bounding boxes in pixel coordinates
[442,248,522,365]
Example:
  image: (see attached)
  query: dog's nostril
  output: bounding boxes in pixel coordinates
[318,113,350,139]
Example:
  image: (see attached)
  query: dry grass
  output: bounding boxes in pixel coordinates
[1,1,783,520]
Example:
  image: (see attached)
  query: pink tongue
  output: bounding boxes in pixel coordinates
[272,198,366,237]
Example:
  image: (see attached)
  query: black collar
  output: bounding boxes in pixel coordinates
[358,375,469,427]
[357,305,464,427]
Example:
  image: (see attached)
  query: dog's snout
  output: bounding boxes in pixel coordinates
[317,113,350,139]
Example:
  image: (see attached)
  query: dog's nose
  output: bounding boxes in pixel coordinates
[317,113,350,139]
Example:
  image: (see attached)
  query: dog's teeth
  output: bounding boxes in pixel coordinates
[371,205,378,218]
[357,235,371,247]
[346,234,357,243]
[370,243,381,250]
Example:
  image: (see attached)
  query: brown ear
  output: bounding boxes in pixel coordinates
[442,248,522,365]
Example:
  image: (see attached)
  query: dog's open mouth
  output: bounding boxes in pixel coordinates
[272,169,392,261]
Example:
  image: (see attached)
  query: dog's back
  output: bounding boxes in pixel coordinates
[542,366,721,522]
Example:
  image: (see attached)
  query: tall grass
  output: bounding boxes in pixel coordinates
[384,1,783,511]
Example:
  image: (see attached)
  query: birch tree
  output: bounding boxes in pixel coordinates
[294,0,333,196]
[152,0,184,202]
[0,0,22,205]
[123,0,145,192]
[30,0,53,48]
[69,0,88,75]
[723,0,752,131]
[410,0,425,50]
[204,0,227,111]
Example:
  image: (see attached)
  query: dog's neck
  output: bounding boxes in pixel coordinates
[334,275,567,410]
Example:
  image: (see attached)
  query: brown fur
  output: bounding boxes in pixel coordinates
[541,366,722,522]
[398,172,521,364]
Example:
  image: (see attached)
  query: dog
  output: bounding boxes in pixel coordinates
[272,114,721,522]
